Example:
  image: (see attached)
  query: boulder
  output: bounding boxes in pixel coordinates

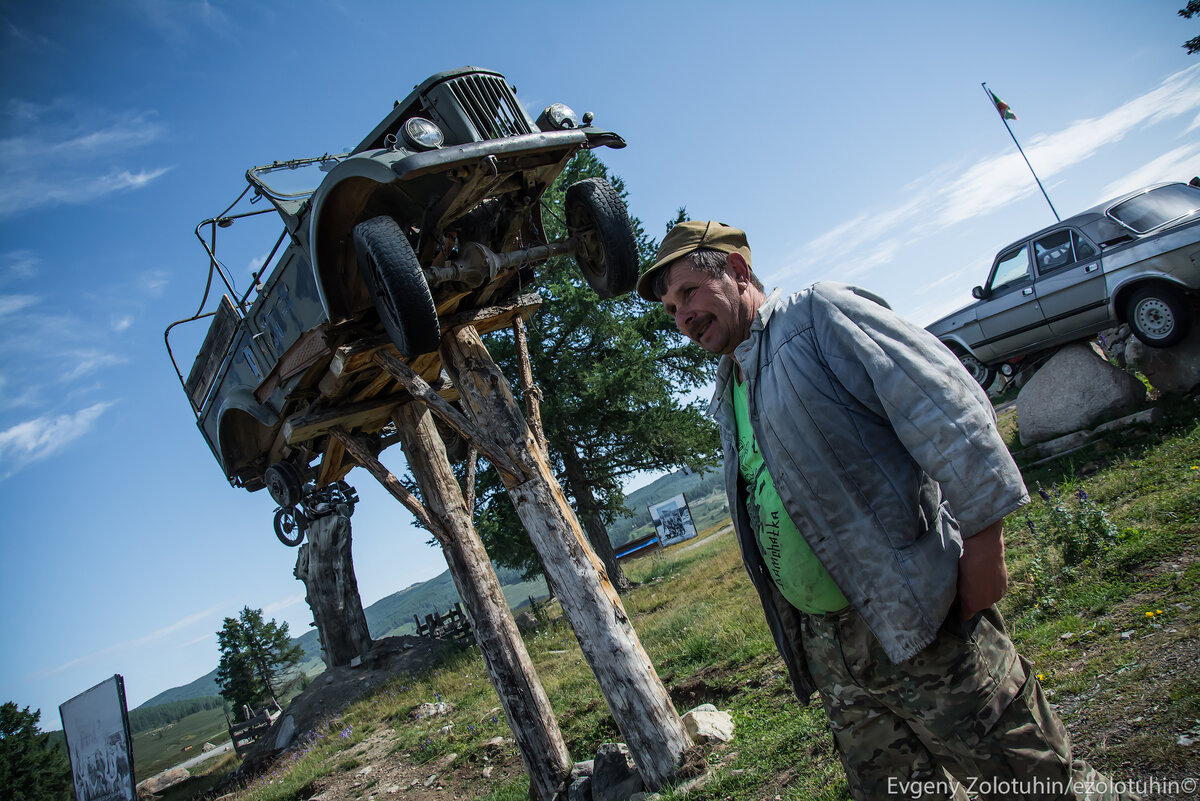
[681,703,735,743]
[1125,322,1200,395]
[592,743,643,801]
[1016,344,1145,444]
[137,767,190,796]
[273,715,296,751]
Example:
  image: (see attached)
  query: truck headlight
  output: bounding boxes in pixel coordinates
[402,117,444,150]
[536,103,579,131]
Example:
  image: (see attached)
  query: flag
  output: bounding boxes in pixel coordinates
[989,89,1018,120]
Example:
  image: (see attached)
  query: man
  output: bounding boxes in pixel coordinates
[638,220,1134,801]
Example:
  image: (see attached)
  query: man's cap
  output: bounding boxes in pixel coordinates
[637,220,751,301]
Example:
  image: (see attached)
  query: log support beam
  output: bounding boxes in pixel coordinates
[330,422,571,801]
[439,324,697,790]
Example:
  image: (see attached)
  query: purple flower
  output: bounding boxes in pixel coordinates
[1038,488,1052,501]
[1076,488,1088,500]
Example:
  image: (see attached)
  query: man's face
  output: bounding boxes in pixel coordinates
[659,257,751,356]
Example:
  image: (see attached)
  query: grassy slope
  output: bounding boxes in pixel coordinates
[132,706,231,781]
[217,401,1198,801]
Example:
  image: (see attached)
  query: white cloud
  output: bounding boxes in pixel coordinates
[27,602,230,679]
[0,103,171,218]
[0,401,115,479]
[60,351,125,382]
[263,594,305,616]
[2,250,39,279]
[774,64,1200,287]
[111,315,134,332]
[142,269,170,298]
[1097,145,1200,201]
[0,294,38,316]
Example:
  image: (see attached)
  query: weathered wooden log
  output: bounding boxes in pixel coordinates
[440,325,696,789]
[293,513,372,668]
[392,402,572,801]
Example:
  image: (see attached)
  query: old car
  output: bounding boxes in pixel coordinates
[165,67,638,543]
[926,181,1200,387]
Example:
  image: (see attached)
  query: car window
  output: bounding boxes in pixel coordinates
[1108,184,1200,234]
[1032,229,1099,275]
[987,245,1031,292]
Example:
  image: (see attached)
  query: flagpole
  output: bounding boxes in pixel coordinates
[981,82,1060,222]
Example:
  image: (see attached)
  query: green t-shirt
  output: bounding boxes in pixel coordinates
[732,378,848,614]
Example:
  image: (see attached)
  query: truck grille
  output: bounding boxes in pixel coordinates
[447,74,533,140]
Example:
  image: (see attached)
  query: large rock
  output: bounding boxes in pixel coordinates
[1125,321,1200,395]
[137,767,190,796]
[1016,344,1145,444]
[592,743,644,801]
[681,703,735,743]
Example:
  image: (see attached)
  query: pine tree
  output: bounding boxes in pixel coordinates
[473,152,719,590]
[0,702,73,801]
[215,607,303,714]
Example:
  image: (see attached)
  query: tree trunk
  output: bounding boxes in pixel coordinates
[441,325,696,790]
[392,402,572,801]
[557,432,633,593]
[294,513,373,668]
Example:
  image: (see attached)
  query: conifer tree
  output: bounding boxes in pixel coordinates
[215,607,303,713]
[473,152,718,590]
[0,702,73,801]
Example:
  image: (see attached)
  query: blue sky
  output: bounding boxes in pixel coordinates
[1,0,1197,728]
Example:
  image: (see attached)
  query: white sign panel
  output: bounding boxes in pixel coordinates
[59,675,136,801]
[648,493,698,547]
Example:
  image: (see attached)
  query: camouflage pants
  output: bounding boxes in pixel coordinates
[800,606,1138,801]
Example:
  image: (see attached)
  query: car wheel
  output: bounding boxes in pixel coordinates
[957,352,996,389]
[264,461,304,508]
[1126,285,1189,348]
[354,216,440,357]
[274,507,308,547]
[564,178,639,298]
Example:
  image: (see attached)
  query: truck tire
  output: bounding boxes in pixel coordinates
[565,178,639,298]
[354,216,440,357]
[1126,284,1189,348]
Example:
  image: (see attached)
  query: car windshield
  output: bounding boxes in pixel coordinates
[1107,183,1200,234]
[248,153,347,199]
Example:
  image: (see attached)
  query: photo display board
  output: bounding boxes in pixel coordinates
[648,493,698,547]
[59,675,136,801]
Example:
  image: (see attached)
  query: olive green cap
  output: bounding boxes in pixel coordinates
[637,220,751,301]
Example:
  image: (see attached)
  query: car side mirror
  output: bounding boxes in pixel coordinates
[971,286,986,300]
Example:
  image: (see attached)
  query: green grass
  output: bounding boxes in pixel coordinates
[217,404,1200,801]
[131,705,231,781]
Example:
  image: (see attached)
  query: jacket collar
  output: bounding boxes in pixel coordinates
[708,288,783,418]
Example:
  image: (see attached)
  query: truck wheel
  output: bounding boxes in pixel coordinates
[274,507,308,547]
[1126,285,1189,348]
[957,352,996,389]
[264,461,304,508]
[354,216,440,357]
[565,178,638,298]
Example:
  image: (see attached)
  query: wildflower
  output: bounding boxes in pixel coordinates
[1076,488,1088,501]
[1025,515,1036,536]
[1038,487,1052,501]
[1145,612,1154,618]
[1037,673,1045,681]
[1155,609,1163,615]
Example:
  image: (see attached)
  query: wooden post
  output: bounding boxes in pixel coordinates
[511,316,547,455]
[293,513,373,667]
[440,324,697,789]
[335,415,572,801]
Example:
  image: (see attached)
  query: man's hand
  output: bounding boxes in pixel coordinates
[957,519,1008,620]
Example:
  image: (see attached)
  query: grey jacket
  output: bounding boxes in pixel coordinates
[709,282,1028,701]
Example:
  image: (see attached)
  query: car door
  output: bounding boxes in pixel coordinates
[972,243,1052,361]
[1031,228,1108,339]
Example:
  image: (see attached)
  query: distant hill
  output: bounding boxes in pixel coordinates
[136,472,721,712]
[137,562,547,711]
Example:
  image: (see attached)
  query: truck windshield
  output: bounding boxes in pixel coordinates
[1108,184,1200,234]
[248,153,347,199]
